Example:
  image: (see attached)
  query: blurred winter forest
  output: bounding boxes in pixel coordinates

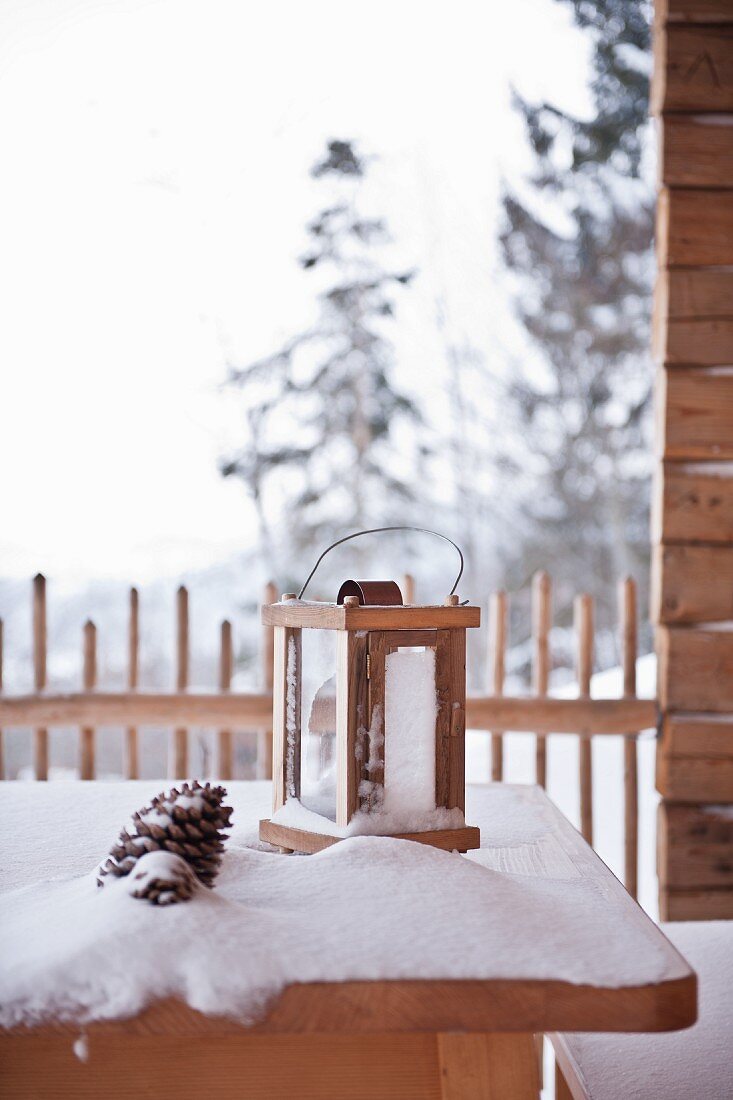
[0,0,655,777]
[220,0,655,666]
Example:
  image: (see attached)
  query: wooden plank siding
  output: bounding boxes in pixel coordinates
[661,114,733,189]
[659,0,733,21]
[652,543,733,621]
[652,24,733,113]
[657,708,733,804]
[657,625,733,711]
[657,367,733,459]
[657,189,733,268]
[653,462,733,543]
[657,802,733,888]
[653,0,733,921]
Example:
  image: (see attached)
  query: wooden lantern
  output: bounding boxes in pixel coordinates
[259,580,481,854]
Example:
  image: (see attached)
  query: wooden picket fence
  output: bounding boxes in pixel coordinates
[0,572,657,897]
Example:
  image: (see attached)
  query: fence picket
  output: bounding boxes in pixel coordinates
[0,618,4,780]
[621,577,639,899]
[218,619,233,780]
[33,574,48,780]
[80,620,96,780]
[575,594,594,845]
[258,581,277,780]
[532,572,551,787]
[171,585,189,778]
[126,587,139,779]
[488,591,507,781]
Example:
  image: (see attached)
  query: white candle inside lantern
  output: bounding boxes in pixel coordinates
[383,648,438,815]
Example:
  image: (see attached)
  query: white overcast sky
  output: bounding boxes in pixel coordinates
[0,0,589,583]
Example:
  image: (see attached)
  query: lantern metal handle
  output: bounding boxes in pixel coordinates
[297,526,465,601]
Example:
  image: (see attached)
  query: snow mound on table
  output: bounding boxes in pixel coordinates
[0,831,687,1029]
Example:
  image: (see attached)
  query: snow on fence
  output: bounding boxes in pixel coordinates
[0,572,657,897]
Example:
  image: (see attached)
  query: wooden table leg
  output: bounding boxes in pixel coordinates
[535,1031,544,1088]
[555,1060,575,1100]
[437,1032,541,1100]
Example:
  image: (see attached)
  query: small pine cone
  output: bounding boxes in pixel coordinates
[125,851,197,906]
[97,780,232,894]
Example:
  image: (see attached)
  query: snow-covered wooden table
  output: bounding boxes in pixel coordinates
[0,781,696,1099]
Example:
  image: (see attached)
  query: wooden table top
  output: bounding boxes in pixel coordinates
[0,781,696,1036]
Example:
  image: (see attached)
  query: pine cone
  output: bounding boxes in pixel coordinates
[124,851,197,906]
[97,780,232,893]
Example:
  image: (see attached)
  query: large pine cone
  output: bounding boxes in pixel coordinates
[97,780,232,890]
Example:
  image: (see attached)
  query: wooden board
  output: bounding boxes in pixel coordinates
[657,189,733,268]
[657,751,733,801]
[661,114,733,189]
[658,801,733,888]
[465,696,656,735]
[262,602,481,631]
[652,543,733,622]
[0,690,273,728]
[661,886,733,920]
[366,631,386,795]
[657,713,733,804]
[654,461,733,544]
[653,25,733,114]
[336,630,368,826]
[259,819,481,855]
[658,367,733,459]
[657,625,733,711]
[437,1032,540,1100]
[0,1032,446,1100]
[271,626,301,812]
[659,266,733,321]
[661,711,733,757]
[661,318,733,366]
[434,629,467,811]
[0,968,696,1041]
[658,0,733,22]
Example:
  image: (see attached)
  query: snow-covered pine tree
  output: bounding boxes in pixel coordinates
[221,140,427,573]
[500,0,654,654]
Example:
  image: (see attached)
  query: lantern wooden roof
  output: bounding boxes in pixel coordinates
[261,599,480,630]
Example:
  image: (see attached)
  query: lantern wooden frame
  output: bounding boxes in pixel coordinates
[259,595,481,854]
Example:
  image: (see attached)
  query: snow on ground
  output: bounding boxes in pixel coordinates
[560,922,733,1100]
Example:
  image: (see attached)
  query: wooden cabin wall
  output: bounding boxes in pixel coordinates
[652,0,733,920]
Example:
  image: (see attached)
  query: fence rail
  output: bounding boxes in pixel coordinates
[0,572,658,897]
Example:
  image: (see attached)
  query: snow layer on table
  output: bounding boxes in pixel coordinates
[384,648,437,816]
[0,782,688,1029]
[561,922,733,1100]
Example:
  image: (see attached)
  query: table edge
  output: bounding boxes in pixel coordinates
[0,972,697,1039]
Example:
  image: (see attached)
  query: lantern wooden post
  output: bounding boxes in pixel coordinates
[435,626,467,813]
[271,594,302,815]
[336,602,368,828]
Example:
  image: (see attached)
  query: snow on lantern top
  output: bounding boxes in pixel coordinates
[258,528,481,856]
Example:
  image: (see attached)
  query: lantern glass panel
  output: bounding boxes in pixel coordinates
[300,627,338,822]
[383,646,438,816]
